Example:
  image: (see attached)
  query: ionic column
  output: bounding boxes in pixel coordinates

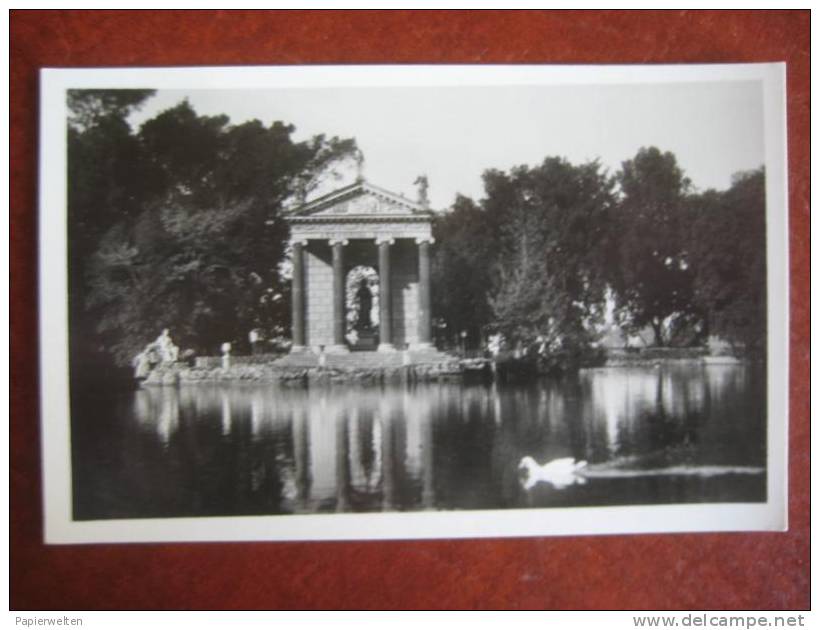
[290,239,307,352]
[416,236,435,350]
[377,236,395,351]
[329,238,349,353]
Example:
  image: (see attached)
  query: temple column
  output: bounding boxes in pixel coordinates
[377,236,395,351]
[290,239,307,352]
[416,236,435,350]
[328,238,349,353]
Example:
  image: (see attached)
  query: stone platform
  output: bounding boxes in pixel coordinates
[143,349,466,386]
[274,349,457,370]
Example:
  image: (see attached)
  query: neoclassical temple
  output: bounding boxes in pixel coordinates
[285,180,435,353]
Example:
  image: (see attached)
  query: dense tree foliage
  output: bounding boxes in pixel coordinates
[68,90,158,369]
[68,89,766,374]
[431,147,767,360]
[69,92,356,367]
[606,147,697,346]
[68,89,158,132]
[686,168,767,352]
[431,195,497,348]
[432,158,615,365]
[485,159,614,361]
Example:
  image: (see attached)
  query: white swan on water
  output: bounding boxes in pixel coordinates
[519,455,765,491]
[518,456,588,490]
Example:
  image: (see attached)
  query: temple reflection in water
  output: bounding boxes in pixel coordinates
[73,364,765,519]
[130,384,442,514]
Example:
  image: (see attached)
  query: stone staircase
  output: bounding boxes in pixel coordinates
[273,349,458,370]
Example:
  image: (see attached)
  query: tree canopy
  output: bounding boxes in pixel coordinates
[606,147,698,346]
[68,92,357,367]
[431,158,615,367]
[431,194,496,348]
[686,168,767,352]
[68,90,766,372]
[431,147,766,361]
[486,159,614,359]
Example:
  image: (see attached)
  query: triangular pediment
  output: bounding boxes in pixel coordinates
[289,181,429,220]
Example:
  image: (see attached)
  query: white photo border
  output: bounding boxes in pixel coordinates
[38,63,788,544]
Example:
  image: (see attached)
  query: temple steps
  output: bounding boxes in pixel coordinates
[273,350,458,369]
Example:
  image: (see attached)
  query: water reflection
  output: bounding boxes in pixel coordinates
[72,364,766,520]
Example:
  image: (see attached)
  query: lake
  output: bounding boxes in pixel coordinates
[71,363,766,520]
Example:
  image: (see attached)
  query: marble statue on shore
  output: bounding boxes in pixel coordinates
[487,333,503,357]
[132,329,180,379]
[155,328,179,363]
[249,328,265,355]
[133,351,153,379]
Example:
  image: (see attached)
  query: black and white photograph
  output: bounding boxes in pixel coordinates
[39,64,788,543]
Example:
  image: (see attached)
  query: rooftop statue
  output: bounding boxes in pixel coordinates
[413,174,429,208]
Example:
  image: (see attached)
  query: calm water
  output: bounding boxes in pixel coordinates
[71,364,766,520]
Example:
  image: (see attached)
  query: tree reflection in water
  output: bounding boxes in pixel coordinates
[71,364,766,520]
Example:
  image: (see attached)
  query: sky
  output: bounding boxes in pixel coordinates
[130,81,764,210]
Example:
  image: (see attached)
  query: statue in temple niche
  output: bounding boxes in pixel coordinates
[355,279,373,331]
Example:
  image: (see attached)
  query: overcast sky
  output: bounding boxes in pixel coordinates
[130,81,764,210]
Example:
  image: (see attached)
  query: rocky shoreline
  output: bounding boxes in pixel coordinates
[599,346,747,368]
[142,361,467,386]
[140,348,748,387]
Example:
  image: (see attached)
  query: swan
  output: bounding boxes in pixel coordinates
[518,454,765,491]
[518,456,588,490]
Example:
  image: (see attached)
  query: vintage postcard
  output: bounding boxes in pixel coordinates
[39,63,788,543]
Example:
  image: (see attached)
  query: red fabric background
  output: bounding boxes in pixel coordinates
[10,10,809,610]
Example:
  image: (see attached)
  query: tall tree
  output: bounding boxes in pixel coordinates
[72,96,357,366]
[686,169,766,353]
[431,195,496,348]
[68,89,157,131]
[67,89,158,367]
[608,147,696,346]
[486,158,615,364]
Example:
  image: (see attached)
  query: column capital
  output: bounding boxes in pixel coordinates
[290,238,309,247]
[375,236,395,246]
[329,238,349,247]
[415,236,436,245]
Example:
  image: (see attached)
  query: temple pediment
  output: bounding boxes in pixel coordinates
[288,181,430,221]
